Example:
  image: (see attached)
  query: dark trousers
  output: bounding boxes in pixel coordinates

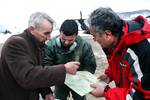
[54,84,86,100]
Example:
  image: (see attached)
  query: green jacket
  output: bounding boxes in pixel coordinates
[44,36,96,74]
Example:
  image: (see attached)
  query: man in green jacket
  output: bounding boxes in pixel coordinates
[43,19,97,100]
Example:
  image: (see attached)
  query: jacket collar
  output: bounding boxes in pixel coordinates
[24,29,46,50]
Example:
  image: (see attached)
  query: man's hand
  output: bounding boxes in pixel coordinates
[44,93,55,100]
[64,61,80,74]
[90,83,104,97]
[98,74,110,83]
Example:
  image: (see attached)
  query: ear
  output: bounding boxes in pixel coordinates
[28,26,34,32]
[28,26,36,35]
[104,30,112,40]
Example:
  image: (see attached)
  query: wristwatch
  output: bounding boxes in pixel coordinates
[104,85,110,92]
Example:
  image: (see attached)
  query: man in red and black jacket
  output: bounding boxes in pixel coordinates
[88,7,150,100]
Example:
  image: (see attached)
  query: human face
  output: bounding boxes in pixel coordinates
[31,19,53,42]
[60,32,76,47]
[90,28,116,48]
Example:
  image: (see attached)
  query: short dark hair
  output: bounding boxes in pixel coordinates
[89,7,124,36]
[59,19,78,36]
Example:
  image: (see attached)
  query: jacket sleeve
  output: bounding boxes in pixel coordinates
[104,87,128,100]
[80,42,96,74]
[5,36,66,89]
[104,81,150,100]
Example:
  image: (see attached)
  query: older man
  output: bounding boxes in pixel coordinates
[0,12,79,100]
[89,7,150,100]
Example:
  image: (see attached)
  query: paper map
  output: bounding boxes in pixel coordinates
[64,71,107,96]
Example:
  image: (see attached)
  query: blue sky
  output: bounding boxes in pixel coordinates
[0,0,150,32]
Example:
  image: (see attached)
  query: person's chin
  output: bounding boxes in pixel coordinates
[63,44,70,47]
[64,45,69,47]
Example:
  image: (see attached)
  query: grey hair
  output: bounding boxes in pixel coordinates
[88,7,124,36]
[28,12,54,29]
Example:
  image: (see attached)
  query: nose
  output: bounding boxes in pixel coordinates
[64,40,70,45]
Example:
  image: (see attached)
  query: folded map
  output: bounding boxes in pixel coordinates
[64,71,107,96]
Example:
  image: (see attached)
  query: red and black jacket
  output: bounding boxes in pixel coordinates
[103,16,150,100]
